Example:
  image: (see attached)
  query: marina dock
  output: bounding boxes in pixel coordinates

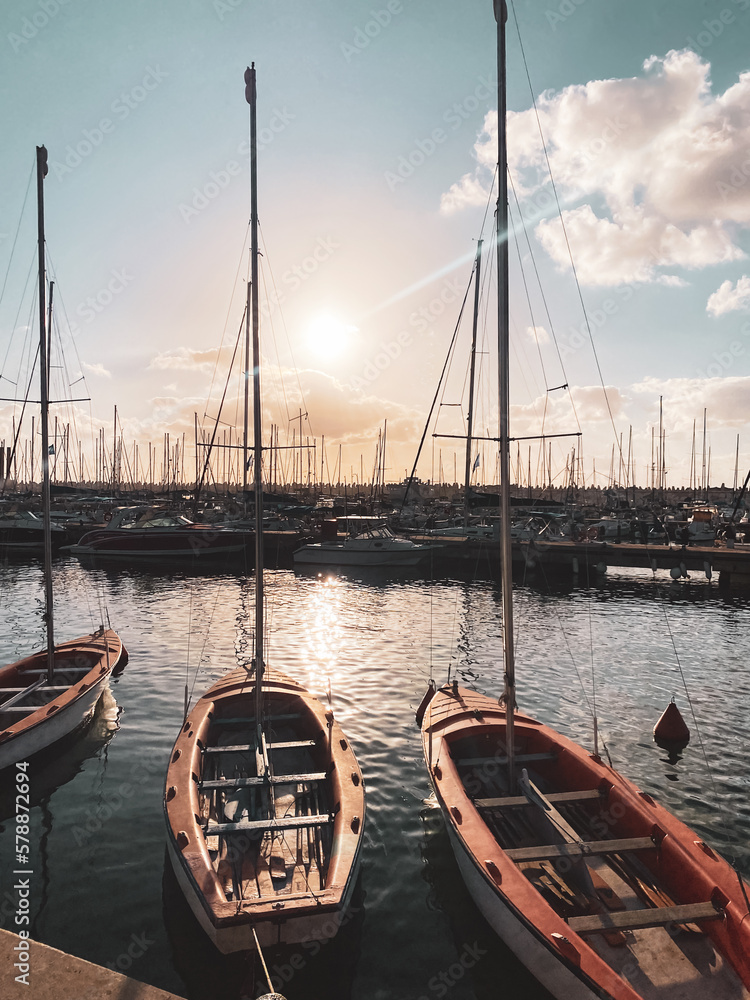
[410,536,750,587]
[0,929,185,1000]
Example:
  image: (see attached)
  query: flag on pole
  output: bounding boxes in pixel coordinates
[472,453,480,471]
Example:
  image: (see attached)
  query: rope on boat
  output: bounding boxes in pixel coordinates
[252,927,287,1000]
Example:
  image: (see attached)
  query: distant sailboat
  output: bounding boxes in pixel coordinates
[164,66,365,953]
[0,147,126,772]
[418,5,750,997]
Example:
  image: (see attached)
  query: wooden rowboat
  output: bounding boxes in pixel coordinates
[0,629,127,772]
[421,683,750,999]
[164,664,365,953]
[164,64,365,955]
[0,147,126,773]
[418,5,750,996]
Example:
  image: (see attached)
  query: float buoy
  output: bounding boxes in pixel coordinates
[654,699,690,747]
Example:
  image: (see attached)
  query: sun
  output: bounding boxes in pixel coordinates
[305,316,356,361]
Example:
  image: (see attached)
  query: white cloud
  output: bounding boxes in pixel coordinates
[442,50,750,286]
[707,275,750,316]
[148,346,230,373]
[525,325,550,345]
[631,375,750,428]
[83,362,112,379]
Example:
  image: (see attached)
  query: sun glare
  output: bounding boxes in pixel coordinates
[305,316,355,361]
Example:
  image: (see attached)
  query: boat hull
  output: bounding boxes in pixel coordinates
[422,684,750,1000]
[164,665,365,953]
[293,543,429,567]
[70,527,245,559]
[0,630,126,771]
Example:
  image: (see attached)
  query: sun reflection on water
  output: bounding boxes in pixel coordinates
[302,573,346,698]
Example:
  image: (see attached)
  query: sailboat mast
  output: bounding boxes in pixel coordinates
[494,1,515,788]
[463,239,483,527]
[36,146,55,683]
[245,64,264,745]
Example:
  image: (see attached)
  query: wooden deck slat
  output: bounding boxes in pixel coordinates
[506,836,655,862]
[212,713,301,725]
[476,788,604,809]
[200,771,327,790]
[456,751,558,767]
[2,685,72,694]
[207,813,331,834]
[21,666,90,675]
[568,901,722,934]
[204,738,317,755]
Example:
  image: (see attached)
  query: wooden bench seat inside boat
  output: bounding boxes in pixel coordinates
[456,751,557,767]
[475,788,605,809]
[2,685,72,694]
[568,900,723,934]
[203,738,318,754]
[200,771,328,790]
[207,812,332,834]
[211,713,302,725]
[21,665,91,674]
[506,836,655,862]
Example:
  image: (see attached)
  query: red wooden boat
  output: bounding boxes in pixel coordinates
[420,684,750,999]
[164,664,364,952]
[418,5,750,996]
[164,65,365,954]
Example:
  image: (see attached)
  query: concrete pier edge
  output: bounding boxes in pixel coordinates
[0,928,186,1000]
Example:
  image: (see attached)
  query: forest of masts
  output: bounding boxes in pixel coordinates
[0,407,743,497]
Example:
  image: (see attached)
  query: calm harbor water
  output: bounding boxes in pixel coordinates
[1,551,749,1000]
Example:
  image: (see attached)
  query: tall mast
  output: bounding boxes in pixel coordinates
[494,1,515,788]
[36,146,55,683]
[245,64,264,747]
[464,239,483,527]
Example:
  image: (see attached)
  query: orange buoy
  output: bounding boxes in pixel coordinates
[654,699,690,746]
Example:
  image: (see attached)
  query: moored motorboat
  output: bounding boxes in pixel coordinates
[0,507,65,552]
[293,523,433,568]
[66,506,245,559]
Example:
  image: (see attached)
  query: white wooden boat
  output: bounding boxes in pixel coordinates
[0,629,126,772]
[164,65,365,954]
[418,7,750,997]
[0,146,126,771]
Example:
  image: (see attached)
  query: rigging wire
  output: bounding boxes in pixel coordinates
[509,0,621,476]
[0,160,34,308]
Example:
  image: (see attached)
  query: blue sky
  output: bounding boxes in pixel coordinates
[1,0,749,489]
